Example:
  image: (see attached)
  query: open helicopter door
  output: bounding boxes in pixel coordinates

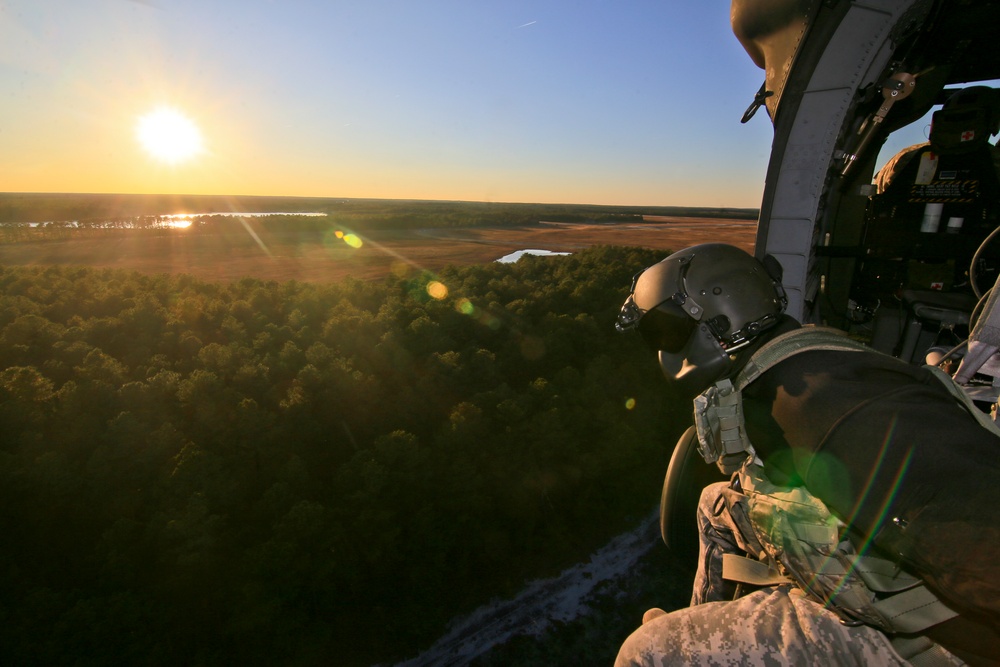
[660,0,1000,555]
[744,0,1000,337]
[737,0,936,324]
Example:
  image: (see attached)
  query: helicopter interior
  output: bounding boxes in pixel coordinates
[788,1,1000,368]
[847,85,1000,364]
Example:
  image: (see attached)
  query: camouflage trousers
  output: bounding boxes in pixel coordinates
[615,482,964,666]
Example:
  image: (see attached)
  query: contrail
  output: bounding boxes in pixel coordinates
[516,20,537,29]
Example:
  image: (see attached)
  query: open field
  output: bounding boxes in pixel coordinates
[0,217,756,283]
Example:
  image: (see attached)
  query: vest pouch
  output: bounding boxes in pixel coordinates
[736,464,958,634]
[694,379,754,474]
[739,464,895,630]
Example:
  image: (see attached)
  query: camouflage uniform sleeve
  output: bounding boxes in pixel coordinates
[691,482,763,606]
[614,586,963,667]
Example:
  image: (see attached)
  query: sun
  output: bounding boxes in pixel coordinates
[135,107,204,164]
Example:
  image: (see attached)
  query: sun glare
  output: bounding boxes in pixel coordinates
[136,107,204,164]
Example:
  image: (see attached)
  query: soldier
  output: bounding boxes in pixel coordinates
[613,243,1000,666]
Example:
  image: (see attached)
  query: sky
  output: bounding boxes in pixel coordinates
[0,1,820,207]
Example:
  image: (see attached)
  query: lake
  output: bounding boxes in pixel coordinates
[496,248,572,263]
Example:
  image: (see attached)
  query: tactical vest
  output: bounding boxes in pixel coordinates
[694,326,997,665]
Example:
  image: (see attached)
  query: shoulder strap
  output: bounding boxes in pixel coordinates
[891,636,963,667]
[738,326,1000,438]
[736,326,870,390]
[694,327,870,473]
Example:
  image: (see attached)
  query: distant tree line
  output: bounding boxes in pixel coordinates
[0,193,330,225]
[0,192,758,230]
[0,245,683,666]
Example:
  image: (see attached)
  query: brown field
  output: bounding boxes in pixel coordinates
[0,217,756,283]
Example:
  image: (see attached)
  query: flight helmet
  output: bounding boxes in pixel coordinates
[617,244,787,397]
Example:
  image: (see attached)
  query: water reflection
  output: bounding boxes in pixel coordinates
[160,211,327,220]
[161,211,327,229]
[9,211,328,229]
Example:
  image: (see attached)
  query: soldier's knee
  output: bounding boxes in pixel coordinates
[615,610,687,667]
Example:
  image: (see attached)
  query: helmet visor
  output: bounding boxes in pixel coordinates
[638,301,697,353]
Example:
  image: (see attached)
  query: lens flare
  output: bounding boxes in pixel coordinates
[329,229,364,249]
[426,281,448,300]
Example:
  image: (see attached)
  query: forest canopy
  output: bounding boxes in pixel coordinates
[0,245,681,665]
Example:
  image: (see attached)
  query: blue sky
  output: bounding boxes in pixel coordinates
[3,1,782,206]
